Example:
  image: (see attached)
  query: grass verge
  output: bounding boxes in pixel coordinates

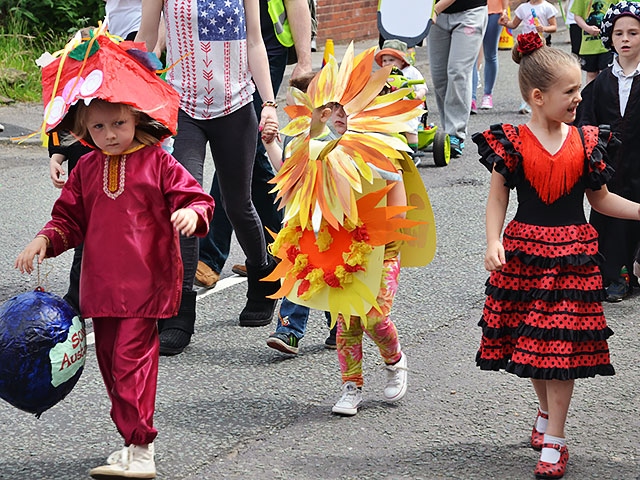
[0,19,66,103]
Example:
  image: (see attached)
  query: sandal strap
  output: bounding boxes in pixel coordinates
[541,442,563,451]
[537,409,549,419]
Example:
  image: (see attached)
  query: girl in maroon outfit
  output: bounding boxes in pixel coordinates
[472,32,640,479]
[16,99,214,479]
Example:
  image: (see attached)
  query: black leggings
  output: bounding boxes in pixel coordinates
[172,104,267,290]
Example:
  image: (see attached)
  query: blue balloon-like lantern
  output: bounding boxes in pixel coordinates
[0,290,86,417]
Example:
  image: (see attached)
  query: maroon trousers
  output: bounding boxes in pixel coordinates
[92,317,159,446]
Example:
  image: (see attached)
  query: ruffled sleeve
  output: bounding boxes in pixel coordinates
[580,125,616,190]
[472,124,522,189]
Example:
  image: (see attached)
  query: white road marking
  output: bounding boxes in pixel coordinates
[195,274,247,300]
[83,275,247,347]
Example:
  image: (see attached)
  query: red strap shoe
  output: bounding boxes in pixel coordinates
[534,443,569,479]
[530,409,548,451]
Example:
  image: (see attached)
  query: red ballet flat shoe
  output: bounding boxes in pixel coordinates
[534,444,569,479]
[531,409,548,451]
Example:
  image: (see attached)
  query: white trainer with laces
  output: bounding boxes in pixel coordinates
[90,443,156,479]
[332,381,362,416]
[383,352,408,402]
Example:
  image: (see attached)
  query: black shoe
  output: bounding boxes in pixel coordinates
[605,281,630,303]
[324,325,337,349]
[266,332,299,354]
[158,290,197,355]
[159,328,192,356]
[239,257,279,327]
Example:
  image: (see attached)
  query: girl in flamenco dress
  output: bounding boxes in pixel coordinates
[472,31,640,479]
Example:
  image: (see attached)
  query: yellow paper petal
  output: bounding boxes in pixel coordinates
[343,65,392,116]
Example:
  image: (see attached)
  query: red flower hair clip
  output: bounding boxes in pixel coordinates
[516,32,544,55]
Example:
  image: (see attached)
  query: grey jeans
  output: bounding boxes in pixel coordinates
[428,6,488,141]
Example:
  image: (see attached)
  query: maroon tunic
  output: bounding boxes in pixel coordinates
[38,145,214,319]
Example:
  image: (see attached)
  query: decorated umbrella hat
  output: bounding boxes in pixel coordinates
[38,25,179,142]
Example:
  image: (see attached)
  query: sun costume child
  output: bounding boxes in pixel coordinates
[263,43,436,413]
[18,24,214,479]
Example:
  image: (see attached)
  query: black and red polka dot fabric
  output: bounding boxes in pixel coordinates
[472,124,617,380]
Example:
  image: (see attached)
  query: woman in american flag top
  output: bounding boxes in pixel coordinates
[137,0,281,354]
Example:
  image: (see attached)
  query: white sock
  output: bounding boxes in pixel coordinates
[540,434,565,463]
[536,408,549,433]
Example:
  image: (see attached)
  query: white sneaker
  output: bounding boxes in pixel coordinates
[383,352,408,402]
[90,444,156,479]
[105,443,155,465]
[332,381,362,416]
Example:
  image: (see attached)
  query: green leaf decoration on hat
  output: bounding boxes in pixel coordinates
[69,39,100,61]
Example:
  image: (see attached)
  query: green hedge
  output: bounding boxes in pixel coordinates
[0,0,106,38]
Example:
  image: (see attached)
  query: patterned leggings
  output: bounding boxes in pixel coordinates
[336,257,402,387]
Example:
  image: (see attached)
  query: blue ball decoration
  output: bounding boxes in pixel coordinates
[0,289,86,417]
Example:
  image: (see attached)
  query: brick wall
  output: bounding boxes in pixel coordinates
[316,0,379,44]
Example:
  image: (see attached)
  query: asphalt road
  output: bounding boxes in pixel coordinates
[0,34,638,480]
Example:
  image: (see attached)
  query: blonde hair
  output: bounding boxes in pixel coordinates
[72,100,162,148]
[512,43,580,102]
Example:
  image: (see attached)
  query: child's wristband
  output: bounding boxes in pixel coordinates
[261,100,278,109]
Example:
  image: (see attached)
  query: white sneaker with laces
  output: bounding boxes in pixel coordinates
[332,381,362,416]
[383,352,408,402]
[90,444,156,479]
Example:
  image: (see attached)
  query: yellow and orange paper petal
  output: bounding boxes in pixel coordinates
[266,41,436,320]
[267,184,423,324]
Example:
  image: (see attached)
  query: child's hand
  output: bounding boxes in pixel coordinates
[498,16,508,26]
[15,236,49,274]
[49,159,66,189]
[484,240,506,272]
[171,208,198,237]
[260,120,280,144]
[259,108,279,144]
[535,24,545,34]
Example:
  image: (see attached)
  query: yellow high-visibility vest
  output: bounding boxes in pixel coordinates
[267,0,294,47]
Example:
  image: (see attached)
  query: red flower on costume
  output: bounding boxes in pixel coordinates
[516,32,544,55]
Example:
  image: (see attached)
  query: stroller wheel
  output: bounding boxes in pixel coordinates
[433,131,450,167]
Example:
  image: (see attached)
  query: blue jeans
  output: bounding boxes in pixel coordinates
[276,297,331,340]
[472,12,501,101]
[199,48,288,273]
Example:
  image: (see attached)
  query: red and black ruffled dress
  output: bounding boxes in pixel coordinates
[472,123,617,380]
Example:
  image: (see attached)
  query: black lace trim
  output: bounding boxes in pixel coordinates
[476,354,616,379]
[473,124,523,189]
[485,284,607,303]
[478,318,614,342]
[504,250,605,268]
[505,362,615,380]
[584,125,616,190]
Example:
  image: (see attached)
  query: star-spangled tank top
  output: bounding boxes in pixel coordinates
[164,0,255,119]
